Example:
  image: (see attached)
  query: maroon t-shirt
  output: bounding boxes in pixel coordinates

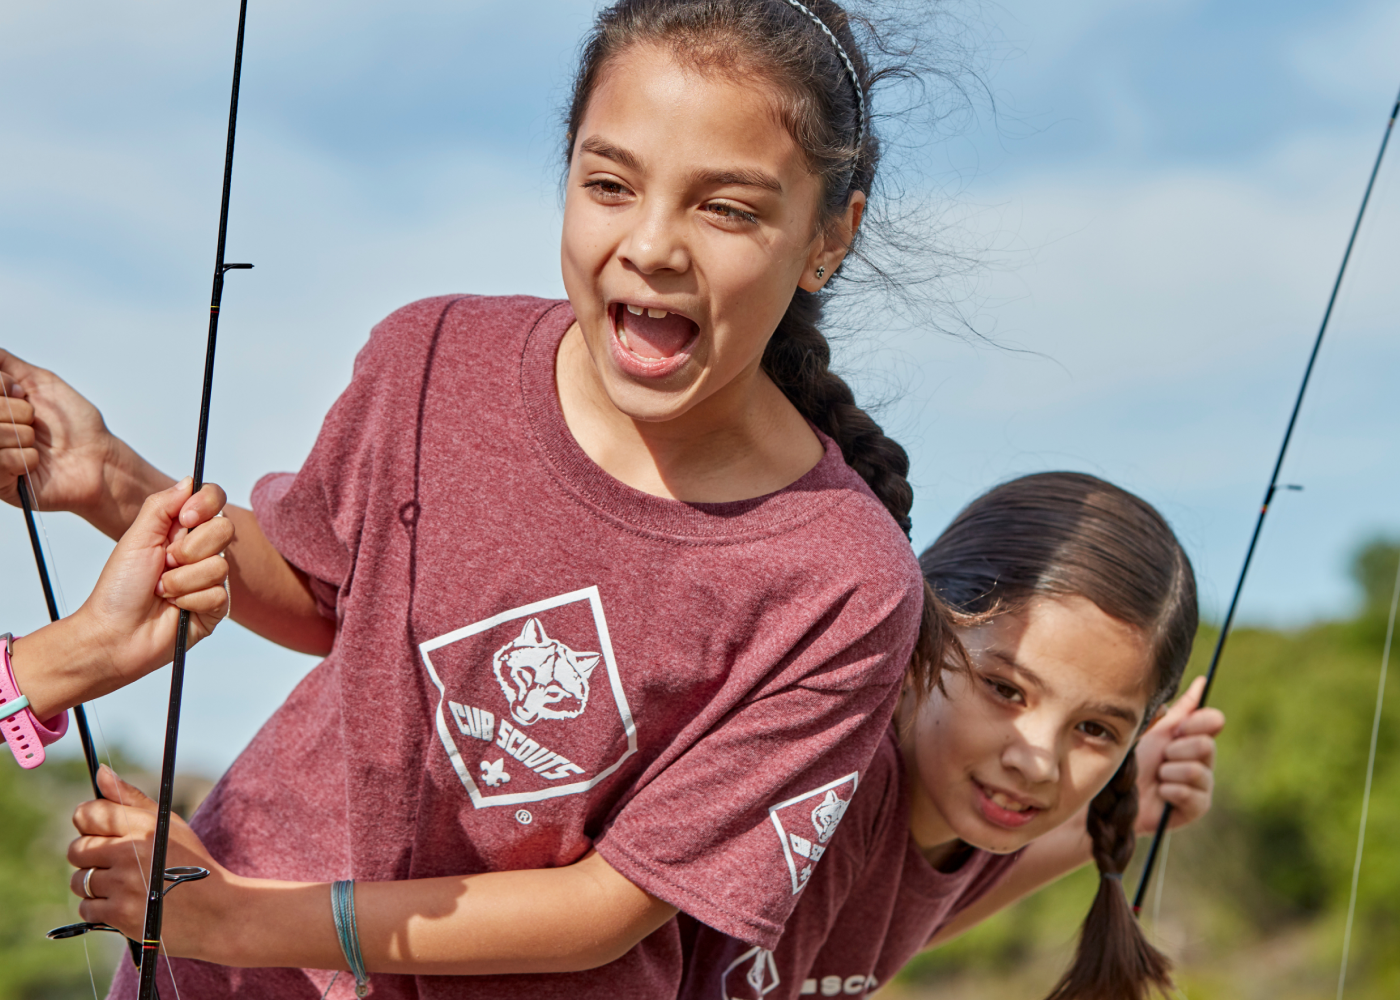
[677,726,1021,1000]
[108,296,922,999]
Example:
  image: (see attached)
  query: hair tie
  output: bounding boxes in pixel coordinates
[777,0,866,148]
[1102,871,1123,881]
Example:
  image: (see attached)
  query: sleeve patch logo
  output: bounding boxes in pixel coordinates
[419,586,638,809]
[721,946,780,1000]
[768,772,858,895]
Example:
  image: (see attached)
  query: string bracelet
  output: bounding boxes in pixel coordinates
[1,633,69,769]
[331,879,370,997]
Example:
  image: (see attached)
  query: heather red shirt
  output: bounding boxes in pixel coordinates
[108,296,922,999]
[677,726,1022,1000]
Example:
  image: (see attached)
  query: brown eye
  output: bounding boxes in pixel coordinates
[1078,720,1114,741]
[982,676,1023,704]
[704,201,758,225]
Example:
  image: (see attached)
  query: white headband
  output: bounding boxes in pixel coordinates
[778,0,867,150]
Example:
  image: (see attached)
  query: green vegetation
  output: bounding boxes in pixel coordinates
[892,540,1400,999]
[0,756,120,1000]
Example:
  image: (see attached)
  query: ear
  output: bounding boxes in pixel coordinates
[573,652,601,679]
[799,189,867,293]
[518,618,546,646]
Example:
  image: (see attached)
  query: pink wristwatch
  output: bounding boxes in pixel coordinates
[1,633,69,769]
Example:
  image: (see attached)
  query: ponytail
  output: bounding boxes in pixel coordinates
[1044,752,1173,1000]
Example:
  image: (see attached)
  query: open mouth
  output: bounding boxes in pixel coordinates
[973,779,1043,830]
[608,302,699,378]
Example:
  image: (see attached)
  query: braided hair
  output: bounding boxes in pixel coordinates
[565,0,958,678]
[919,472,1197,1000]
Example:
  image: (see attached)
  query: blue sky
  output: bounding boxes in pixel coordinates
[2,0,1398,773]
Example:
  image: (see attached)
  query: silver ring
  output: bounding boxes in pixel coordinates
[81,867,98,900]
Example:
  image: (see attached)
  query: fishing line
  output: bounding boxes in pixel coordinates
[1335,551,1400,1000]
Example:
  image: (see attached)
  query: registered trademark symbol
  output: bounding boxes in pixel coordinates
[515,809,533,825]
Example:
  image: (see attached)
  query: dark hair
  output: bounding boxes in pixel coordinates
[919,471,1198,1000]
[565,0,959,675]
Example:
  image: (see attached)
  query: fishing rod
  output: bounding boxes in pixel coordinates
[15,477,103,795]
[41,8,253,989]
[131,2,254,995]
[15,471,153,970]
[1133,83,1400,914]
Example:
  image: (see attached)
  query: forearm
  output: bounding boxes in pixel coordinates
[213,855,676,975]
[927,815,1092,948]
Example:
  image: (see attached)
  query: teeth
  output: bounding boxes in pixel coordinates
[626,304,643,316]
[647,308,668,319]
[990,791,1028,812]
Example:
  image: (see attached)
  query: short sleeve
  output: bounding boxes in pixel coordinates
[595,581,919,950]
[249,301,439,613]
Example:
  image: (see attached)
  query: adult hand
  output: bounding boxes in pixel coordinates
[1133,675,1226,834]
[0,350,175,537]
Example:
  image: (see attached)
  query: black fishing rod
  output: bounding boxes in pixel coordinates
[16,477,103,794]
[1133,84,1400,914]
[18,471,155,967]
[133,2,254,996]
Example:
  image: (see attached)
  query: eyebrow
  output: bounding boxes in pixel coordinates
[577,135,783,194]
[579,136,642,172]
[985,650,1143,728]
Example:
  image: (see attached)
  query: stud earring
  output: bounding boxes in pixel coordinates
[815,266,826,279]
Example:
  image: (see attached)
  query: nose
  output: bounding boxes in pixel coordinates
[1001,715,1061,787]
[617,199,690,276]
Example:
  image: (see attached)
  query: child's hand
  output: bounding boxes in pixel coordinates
[12,477,234,719]
[76,477,233,684]
[67,766,232,958]
[1133,676,1226,834]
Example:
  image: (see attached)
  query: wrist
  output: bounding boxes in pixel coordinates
[85,437,176,540]
[216,877,342,970]
[9,618,109,720]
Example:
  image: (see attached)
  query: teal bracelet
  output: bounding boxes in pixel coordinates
[330,879,369,997]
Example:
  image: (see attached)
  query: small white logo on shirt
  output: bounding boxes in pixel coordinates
[768,772,858,894]
[480,758,511,787]
[721,946,779,1000]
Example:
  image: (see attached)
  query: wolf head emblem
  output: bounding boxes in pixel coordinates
[492,618,601,726]
[811,789,849,844]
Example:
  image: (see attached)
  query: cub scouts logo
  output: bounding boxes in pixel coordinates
[721,946,780,1000]
[419,586,637,808]
[492,618,600,725]
[768,772,858,894]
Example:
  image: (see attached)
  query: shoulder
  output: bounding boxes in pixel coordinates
[353,294,568,376]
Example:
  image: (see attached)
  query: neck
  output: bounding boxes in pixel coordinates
[897,698,965,868]
[555,322,823,501]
